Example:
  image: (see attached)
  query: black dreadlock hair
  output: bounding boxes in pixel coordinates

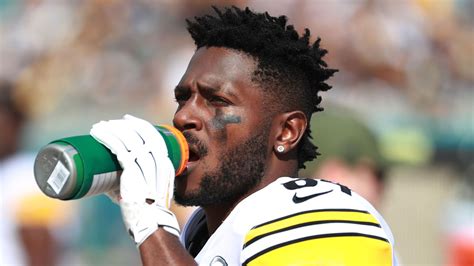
[186,6,338,169]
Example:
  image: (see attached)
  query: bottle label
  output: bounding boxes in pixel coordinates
[84,171,120,197]
[47,161,70,194]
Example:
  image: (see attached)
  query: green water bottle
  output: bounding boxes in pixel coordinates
[34,125,188,200]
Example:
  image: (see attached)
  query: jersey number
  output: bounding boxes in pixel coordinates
[283,178,351,204]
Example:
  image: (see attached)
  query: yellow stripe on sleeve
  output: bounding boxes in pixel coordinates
[245,235,392,266]
[244,209,379,246]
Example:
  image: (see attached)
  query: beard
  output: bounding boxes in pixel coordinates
[174,126,270,207]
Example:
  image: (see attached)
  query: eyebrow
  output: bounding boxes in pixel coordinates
[175,83,237,98]
[198,83,221,94]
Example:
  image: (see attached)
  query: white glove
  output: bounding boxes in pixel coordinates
[90,114,180,246]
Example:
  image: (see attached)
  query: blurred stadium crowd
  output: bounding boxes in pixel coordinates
[0,0,472,265]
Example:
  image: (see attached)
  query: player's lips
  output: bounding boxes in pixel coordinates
[185,145,201,170]
[182,131,207,172]
[188,148,200,162]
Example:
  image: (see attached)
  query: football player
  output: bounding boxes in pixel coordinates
[91,6,398,265]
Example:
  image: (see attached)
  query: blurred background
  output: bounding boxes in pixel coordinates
[0,0,472,265]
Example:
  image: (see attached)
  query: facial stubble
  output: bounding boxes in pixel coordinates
[174,124,270,207]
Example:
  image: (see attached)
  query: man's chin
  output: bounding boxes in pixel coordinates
[174,170,201,203]
[174,178,193,206]
[174,191,201,207]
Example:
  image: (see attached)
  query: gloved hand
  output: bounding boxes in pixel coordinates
[90,114,180,246]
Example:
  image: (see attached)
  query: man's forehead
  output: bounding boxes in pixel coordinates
[181,47,257,84]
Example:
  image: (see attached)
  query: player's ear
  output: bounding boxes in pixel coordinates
[272,111,307,155]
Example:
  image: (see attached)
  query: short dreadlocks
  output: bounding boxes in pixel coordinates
[186,6,338,169]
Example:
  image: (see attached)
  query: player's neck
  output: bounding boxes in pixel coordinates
[203,199,244,235]
[202,167,299,235]
[202,181,265,234]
